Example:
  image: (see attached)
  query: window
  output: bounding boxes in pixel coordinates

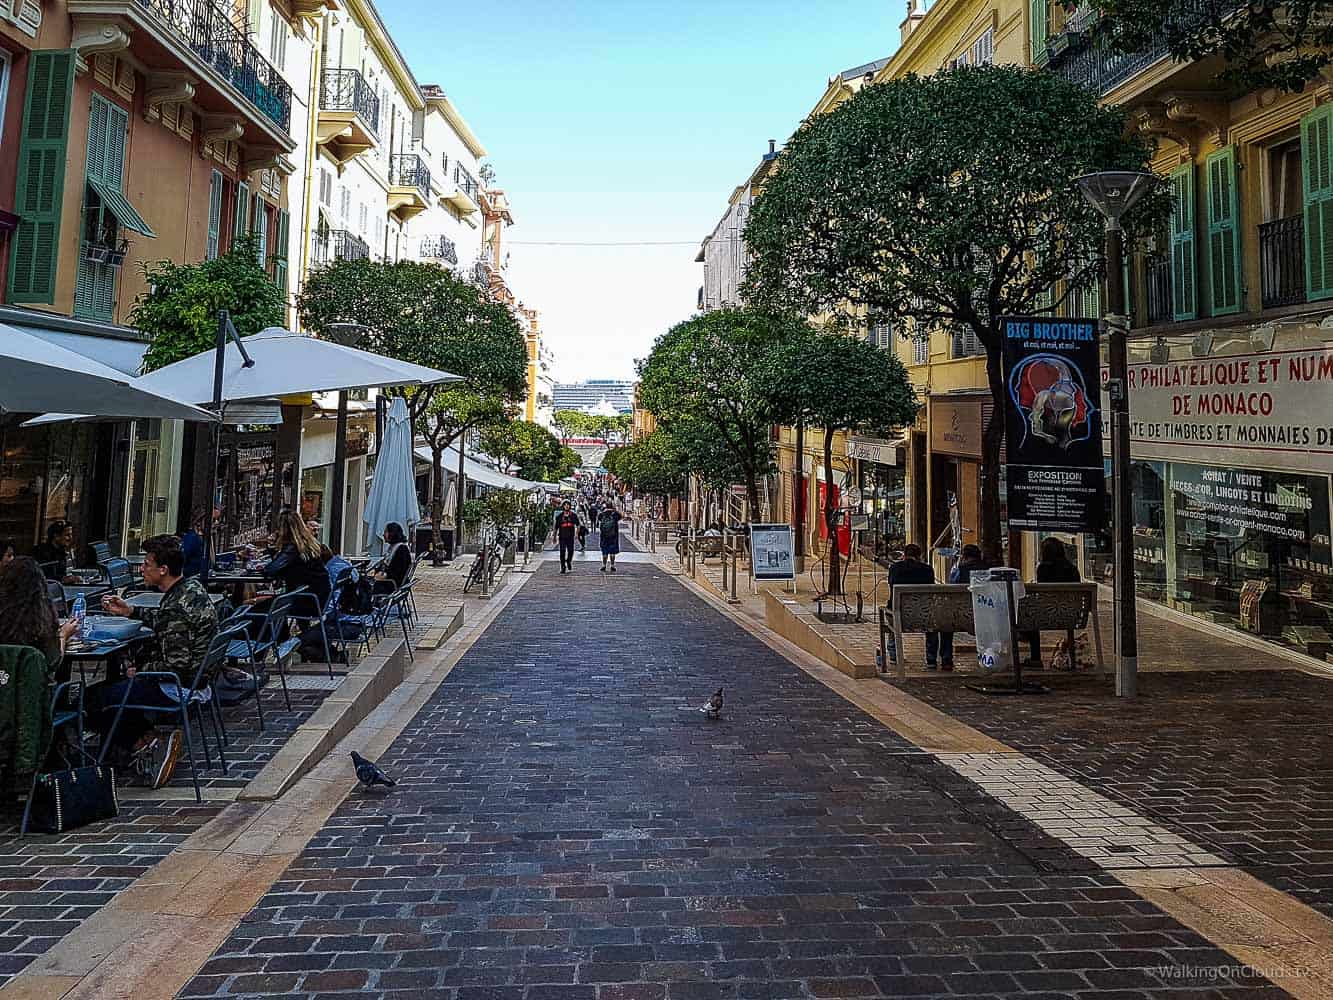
[74,93,130,320]
[318,168,332,206]
[234,181,250,245]
[971,27,994,65]
[253,195,268,263]
[950,325,982,358]
[913,332,929,365]
[268,8,287,71]
[273,208,290,294]
[0,48,10,136]
[358,202,368,233]
[867,318,893,350]
[1030,0,1049,62]
[339,187,351,222]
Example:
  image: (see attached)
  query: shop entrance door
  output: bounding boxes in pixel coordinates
[125,421,161,556]
[930,455,959,551]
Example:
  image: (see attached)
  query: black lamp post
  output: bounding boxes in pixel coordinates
[1075,171,1159,698]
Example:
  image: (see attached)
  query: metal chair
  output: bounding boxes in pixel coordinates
[223,595,298,728]
[99,558,135,591]
[284,585,336,679]
[97,623,241,802]
[46,579,68,616]
[19,680,91,836]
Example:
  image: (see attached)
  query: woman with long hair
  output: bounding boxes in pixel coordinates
[371,522,412,594]
[262,510,331,607]
[0,556,77,670]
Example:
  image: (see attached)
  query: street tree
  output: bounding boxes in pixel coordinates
[757,332,917,595]
[134,234,285,372]
[744,65,1163,553]
[480,419,580,482]
[1087,0,1333,93]
[637,308,806,515]
[605,429,691,500]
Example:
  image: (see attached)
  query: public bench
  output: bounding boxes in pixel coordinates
[878,581,1104,678]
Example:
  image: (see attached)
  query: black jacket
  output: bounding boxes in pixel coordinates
[264,543,331,607]
[1036,557,1081,583]
[887,558,934,606]
[553,511,582,540]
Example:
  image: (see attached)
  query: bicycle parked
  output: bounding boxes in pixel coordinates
[463,524,515,593]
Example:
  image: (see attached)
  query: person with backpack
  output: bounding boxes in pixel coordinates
[552,501,582,574]
[597,504,622,573]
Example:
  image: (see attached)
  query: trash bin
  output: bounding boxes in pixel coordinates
[968,567,1025,672]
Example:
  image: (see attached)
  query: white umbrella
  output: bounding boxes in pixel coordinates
[441,478,458,528]
[363,396,419,553]
[0,322,217,421]
[27,326,459,422]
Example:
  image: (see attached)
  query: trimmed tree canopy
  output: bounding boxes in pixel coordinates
[744,65,1164,551]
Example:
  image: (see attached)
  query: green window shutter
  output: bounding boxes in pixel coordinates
[1302,104,1333,301]
[1170,162,1198,321]
[1030,0,1048,63]
[207,170,223,259]
[234,181,250,242]
[8,50,76,304]
[253,195,267,263]
[274,208,290,291]
[1205,146,1242,316]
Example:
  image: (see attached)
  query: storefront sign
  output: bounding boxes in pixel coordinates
[847,435,899,465]
[999,315,1106,533]
[750,523,795,580]
[1171,463,1320,544]
[930,398,984,458]
[1125,348,1333,474]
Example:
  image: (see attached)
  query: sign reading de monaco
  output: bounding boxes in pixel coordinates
[1125,347,1333,474]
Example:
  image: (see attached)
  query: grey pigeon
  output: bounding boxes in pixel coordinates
[351,751,396,788]
[700,687,723,720]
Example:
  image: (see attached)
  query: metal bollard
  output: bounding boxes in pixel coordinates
[721,533,728,591]
[730,548,738,602]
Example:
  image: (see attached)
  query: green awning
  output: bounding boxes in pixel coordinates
[88,179,156,238]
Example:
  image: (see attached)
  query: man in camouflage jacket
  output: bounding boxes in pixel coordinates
[96,535,219,770]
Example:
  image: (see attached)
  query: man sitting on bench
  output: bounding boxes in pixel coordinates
[885,544,939,668]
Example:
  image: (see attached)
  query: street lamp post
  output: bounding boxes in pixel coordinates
[1076,171,1158,698]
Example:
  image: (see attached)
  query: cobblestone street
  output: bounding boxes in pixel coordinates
[180,562,1287,999]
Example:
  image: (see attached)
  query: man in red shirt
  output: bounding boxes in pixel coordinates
[551,501,583,574]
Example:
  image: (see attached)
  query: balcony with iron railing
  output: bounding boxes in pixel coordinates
[312,229,370,266]
[1258,215,1306,310]
[75,0,294,138]
[419,235,459,264]
[1045,0,1214,98]
[442,162,481,215]
[387,153,431,221]
[317,68,379,164]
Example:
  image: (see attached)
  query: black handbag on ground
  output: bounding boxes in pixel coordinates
[25,765,119,834]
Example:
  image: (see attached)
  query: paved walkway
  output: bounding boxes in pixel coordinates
[181,560,1283,998]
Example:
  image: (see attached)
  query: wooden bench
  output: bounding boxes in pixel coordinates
[878,581,1104,678]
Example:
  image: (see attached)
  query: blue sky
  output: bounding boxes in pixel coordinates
[384,1,899,382]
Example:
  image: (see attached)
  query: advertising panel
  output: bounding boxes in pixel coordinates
[1000,315,1106,533]
[749,523,795,581]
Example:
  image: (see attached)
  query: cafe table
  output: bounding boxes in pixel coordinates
[62,583,111,605]
[125,590,227,610]
[61,625,155,685]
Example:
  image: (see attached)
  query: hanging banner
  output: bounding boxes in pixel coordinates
[749,523,795,581]
[999,315,1106,533]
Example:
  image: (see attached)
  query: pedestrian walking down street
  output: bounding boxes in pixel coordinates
[552,501,582,574]
[577,522,588,552]
[598,503,622,573]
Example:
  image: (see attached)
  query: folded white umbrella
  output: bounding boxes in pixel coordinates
[26,326,459,423]
[363,396,420,554]
[0,322,217,422]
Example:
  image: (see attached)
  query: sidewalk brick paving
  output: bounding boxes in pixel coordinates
[183,564,1284,998]
[898,670,1333,923]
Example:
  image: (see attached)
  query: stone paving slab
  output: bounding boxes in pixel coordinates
[897,670,1333,922]
[181,562,1285,999]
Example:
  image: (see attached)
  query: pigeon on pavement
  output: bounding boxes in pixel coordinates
[351,750,396,788]
[700,687,723,720]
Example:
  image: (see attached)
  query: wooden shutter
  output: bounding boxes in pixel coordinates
[234,181,250,242]
[8,50,76,304]
[1302,104,1333,301]
[207,170,222,259]
[274,208,290,292]
[1030,0,1048,62]
[1170,162,1198,321]
[1205,146,1242,316]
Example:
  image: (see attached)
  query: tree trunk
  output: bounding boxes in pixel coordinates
[824,427,841,597]
[980,345,1006,562]
[430,446,444,548]
[744,467,761,526]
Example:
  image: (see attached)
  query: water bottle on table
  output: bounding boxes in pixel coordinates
[71,594,87,640]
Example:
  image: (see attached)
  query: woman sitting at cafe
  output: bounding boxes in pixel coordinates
[0,556,78,672]
[263,511,331,609]
[371,522,412,595]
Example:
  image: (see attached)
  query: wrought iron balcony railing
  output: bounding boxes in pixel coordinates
[420,235,458,264]
[1046,0,1214,97]
[1258,215,1306,310]
[1146,256,1173,326]
[320,68,380,136]
[313,229,370,266]
[453,164,480,203]
[133,0,291,132]
[389,153,431,200]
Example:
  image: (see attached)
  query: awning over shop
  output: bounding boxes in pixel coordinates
[414,444,552,493]
[0,311,148,376]
[88,179,156,237]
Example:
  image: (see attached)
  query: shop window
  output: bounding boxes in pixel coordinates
[857,460,906,563]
